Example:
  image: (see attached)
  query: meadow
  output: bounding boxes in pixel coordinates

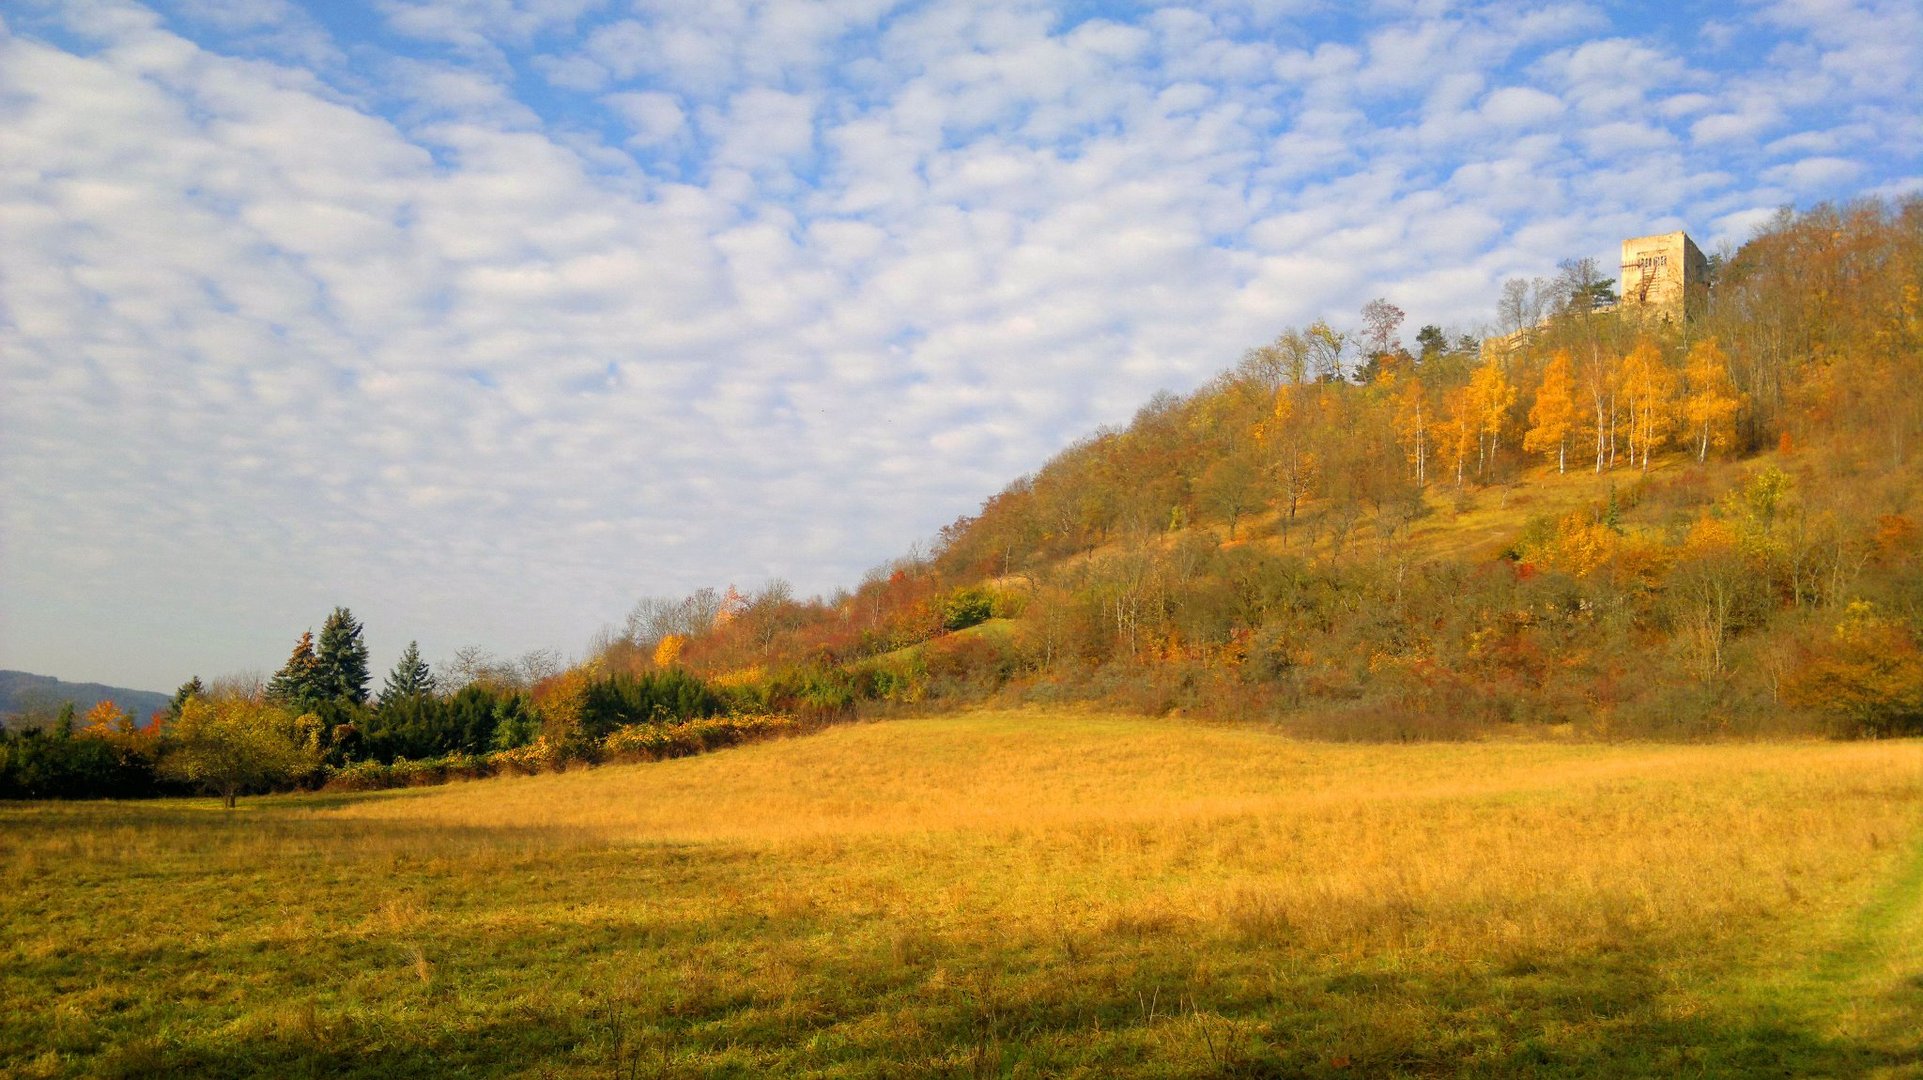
[4,709,1922,1077]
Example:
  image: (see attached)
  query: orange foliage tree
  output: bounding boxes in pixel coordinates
[1524,350,1579,473]
[1784,602,1923,736]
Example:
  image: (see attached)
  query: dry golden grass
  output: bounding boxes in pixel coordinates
[5,708,1922,1076]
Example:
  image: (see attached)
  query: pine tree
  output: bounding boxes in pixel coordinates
[379,640,436,708]
[315,607,371,705]
[169,676,205,720]
[268,631,324,708]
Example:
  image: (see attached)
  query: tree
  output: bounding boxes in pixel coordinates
[1619,338,1675,470]
[1241,328,1312,388]
[1681,337,1744,462]
[1306,320,1347,382]
[1256,385,1320,539]
[268,630,324,708]
[1581,346,1622,472]
[1198,448,1264,540]
[1524,350,1580,473]
[1466,356,1517,475]
[1553,256,1616,313]
[169,676,204,720]
[1358,298,1406,382]
[652,634,685,668]
[1391,376,1432,486]
[1784,602,1923,737]
[1414,324,1449,364]
[379,640,436,708]
[1498,277,1548,335]
[1441,384,1478,488]
[315,607,370,705]
[161,695,322,808]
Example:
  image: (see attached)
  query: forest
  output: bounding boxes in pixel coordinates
[5,196,1921,801]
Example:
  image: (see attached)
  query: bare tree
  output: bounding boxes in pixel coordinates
[1360,298,1406,359]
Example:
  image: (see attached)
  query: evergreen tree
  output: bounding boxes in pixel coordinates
[379,640,436,708]
[169,676,204,720]
[268,630,325,708]
[315,607,371,705]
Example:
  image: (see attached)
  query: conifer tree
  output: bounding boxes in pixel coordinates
[379,640,436,708]
[316,607,371,705]
[169,676,204,720]
[269,631,324,708]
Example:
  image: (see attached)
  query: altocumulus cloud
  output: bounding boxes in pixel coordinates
[0,0,1918,688]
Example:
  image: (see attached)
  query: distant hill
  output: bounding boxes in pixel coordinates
[0,670,171,727]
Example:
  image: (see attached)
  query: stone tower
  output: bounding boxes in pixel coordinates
[1620,231,1708,324]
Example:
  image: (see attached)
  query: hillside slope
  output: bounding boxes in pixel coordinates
[621,197,1923,741]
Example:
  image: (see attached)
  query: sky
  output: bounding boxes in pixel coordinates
[2,0,1920,692]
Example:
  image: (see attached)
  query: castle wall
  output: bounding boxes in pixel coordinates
[1620,231,1707,323]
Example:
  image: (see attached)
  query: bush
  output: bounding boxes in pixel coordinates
[579,670,723,737]
[939,587,995,631]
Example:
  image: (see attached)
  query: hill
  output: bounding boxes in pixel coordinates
[0,670,169,726]
[603,196,1923,742]
[4,709,1920,1075]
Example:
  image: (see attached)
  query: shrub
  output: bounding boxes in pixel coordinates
[939,587,995,631]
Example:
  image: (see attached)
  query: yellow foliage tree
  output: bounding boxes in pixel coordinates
[1255,385,1320,532]
[1681,337,1745,462]
[1580,346,1621,472]
[161,696,322,809]
[1391,376,1431,486]
[652,634,685,668]
[1440,385,1477,488]
[1523,350,1579,473]
[1618,338,1675,470]
[1466,356,1516,476]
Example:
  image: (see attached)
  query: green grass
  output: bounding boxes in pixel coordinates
[4,709,1921,1077]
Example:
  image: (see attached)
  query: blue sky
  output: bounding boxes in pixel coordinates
[2,0,1919,691]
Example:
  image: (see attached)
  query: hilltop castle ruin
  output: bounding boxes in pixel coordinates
[1619,230,1708,324]
[1480,228,1708,360]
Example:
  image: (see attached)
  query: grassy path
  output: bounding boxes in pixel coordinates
[1801,818,1923,1075]
[1707,796,1923,1078]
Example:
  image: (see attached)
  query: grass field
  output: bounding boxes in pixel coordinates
[4,709,1922,1077]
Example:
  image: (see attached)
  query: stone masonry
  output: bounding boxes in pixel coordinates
[1619,230,1708,324]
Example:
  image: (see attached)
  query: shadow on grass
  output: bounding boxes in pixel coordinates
[58,961,1916,1080]
[7,799,1920,1077]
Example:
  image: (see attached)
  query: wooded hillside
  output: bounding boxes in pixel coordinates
[633,197,1923,740]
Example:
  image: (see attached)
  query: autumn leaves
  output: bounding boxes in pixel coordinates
[1383,334,1747,492]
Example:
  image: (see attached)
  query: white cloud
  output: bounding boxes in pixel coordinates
[1,0,1920,689]
[603,90,685,145]
[1481,86,1565,128]
[1762,154,1865,191]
